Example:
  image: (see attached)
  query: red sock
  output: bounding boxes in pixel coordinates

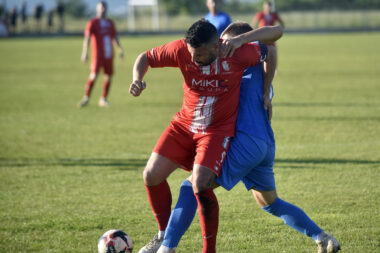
[85,78,95,97]
[195,188,219,253]
[145,181,172,231]
[102,79,111,98]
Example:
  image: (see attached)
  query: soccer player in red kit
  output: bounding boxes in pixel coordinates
[129,19,282,253]
[78,1,124,108]
[253,0,284,29]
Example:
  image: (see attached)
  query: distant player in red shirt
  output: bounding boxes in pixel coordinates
[78,1,124,108]
[129,19,282,253]
[253,0,284,29]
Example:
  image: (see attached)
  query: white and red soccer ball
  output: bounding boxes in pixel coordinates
[98,229,133,253]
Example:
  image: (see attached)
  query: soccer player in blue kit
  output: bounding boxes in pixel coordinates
[157,22,341,253]
[205,0,231,36]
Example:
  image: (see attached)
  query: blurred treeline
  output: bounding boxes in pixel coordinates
[23,0,380,19]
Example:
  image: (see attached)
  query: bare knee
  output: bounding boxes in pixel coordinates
[89,72,97,81]
[143,153,178,186]
[192,165,216,193]
[252,189,278,207]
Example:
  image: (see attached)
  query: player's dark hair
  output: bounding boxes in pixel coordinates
[222,21,253,37]
[185,19,218,48]
[264,0,272,7]
[99,1,107,8]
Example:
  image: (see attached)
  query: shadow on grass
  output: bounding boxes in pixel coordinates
[1,157,379,170]
[0,157,147,170]
[274,158,380,168]
[274,102,379,108]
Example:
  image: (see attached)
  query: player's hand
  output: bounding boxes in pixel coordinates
[220,37,243,58]
[263,95,272,121]
[81,53,88,63]
[119,50,124,60]
[129,80,146,97]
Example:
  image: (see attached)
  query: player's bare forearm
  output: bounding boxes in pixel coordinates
[263,45,276,97]
[130,52,149,97]
[81,36,90,62]
[263,45,276,121]
[239,25,283,45]
[113,36,124,59]
[221,26,283,57]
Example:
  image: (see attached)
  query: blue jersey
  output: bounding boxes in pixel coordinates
[205,12,231,36]
[236,64,275,145]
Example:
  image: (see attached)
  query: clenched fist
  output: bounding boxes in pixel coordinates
[129,80,146,97]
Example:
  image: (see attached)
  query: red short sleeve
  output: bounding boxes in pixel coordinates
[234,43,266,69]
[254,12,263,22]
[146,39,183,68]
[84,20,93,37]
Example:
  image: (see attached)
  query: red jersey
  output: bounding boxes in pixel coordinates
[85,18,117,61]
[147,39,266,136]
[255,12,281,27]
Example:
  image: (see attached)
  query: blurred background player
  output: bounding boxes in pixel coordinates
[34,3,44,33]
[47,10,54,33]
[204,0,231,36]
[56,1,65,33]
[20,2,28,32]
[78,1,124,108]
[253,0,284,29]
[8,6,17,34]
[157,22,340,253]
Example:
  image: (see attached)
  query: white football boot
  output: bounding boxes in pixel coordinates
[98,97,110,107]
[157,245,176,253]
[316,232,341,253]
[77,96,89,108]
[138,234,164,253]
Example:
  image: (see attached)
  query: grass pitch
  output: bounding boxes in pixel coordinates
[0,32,379,252]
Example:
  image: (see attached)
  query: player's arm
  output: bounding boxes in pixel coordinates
[252,13,260,29]
[81,36,90,62]
[113,36,124,59]
[263,45,276,121]
[221,25,283,57]
[276,13,285,28]
[129,52,148,97]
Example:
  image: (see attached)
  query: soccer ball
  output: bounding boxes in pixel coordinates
[98,229,133,253]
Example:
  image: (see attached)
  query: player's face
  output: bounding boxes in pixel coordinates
[187,43,218,66]
[263,2,270,13]
[96,3,107,18]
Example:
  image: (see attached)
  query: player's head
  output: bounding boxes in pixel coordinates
[206,0,220,14]
[221,21,253,39]
[185,19,219,66]
[96,1,107,18]
[263,1,271,13]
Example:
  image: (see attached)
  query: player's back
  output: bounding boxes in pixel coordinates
[236,64,275,145]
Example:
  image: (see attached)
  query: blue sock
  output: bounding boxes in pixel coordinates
[262,198,323,241]
[162,180,197,248]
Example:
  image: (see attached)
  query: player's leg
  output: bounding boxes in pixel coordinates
[139,123,195,253]
[78,58,99,107]
[191,134,231,253]
[99,59,113,107]
[158,178,197,253]
[246,143,340,252]
[253,189,340,252]
[192,164,218,253]
[159,132,264,252]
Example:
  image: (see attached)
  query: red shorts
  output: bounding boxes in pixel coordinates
[91,58,113,75]
[153,121,231,176]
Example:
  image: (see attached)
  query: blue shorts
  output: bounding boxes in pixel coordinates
[215,131,276,191]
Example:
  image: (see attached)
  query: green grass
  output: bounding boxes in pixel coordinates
[0,32,380,252]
